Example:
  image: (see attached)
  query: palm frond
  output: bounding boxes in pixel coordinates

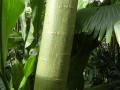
[76,7,98,33]
[114,20,120,46]
[76,4,120,43]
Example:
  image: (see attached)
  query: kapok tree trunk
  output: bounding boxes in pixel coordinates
[34,0,78,90]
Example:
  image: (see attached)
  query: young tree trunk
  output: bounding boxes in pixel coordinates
[34,0,78,90]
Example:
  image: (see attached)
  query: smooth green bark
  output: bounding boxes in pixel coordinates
[34,0,78,90]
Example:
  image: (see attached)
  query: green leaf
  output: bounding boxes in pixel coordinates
[18,76,27,90]
[114,20,120,46]
[19,55,36,90]
[11,59,24,90]
[0,0,25,73]
[106,27,113,43]
[25,22,34,48]
[20,5,34,48]
[0,0,2,73]
[20,8,34,48]
[20,11,26,41]
[9,78,15,90]
[77,4,120,42]
[76,7,98,33]
[24,55,36,77]
[4,0,25,34]
[8,31,23,48]
[77,0,89,10]
[30,0,45,45]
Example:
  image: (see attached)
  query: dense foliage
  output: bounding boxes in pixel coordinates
[1,0,120,90]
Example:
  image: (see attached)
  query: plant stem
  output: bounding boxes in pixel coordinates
[34,0,78,90]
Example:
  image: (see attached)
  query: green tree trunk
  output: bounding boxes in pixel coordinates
[34,0,78,90]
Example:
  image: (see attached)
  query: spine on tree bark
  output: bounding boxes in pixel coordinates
[34,0,78,90]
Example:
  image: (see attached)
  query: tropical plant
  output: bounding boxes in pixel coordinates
[0,0,25,89]
[1,0,120,90]
[0,0,45,89]
[67,0,120,90]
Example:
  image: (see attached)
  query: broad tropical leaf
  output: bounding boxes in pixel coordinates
[77,4,120,43]
[0,0,25,73]
[76,7,98,34]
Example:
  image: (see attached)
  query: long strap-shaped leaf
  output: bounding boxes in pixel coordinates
[30,0,45,45]
[0,0,24,89]
[0,0,2,73]
[0,0,25,72]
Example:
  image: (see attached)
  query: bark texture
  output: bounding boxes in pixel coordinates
[34,0,78,90]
